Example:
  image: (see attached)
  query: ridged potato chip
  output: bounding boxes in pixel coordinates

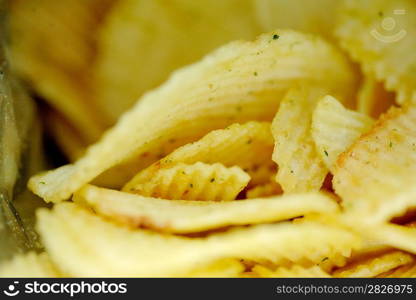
[94,0,261,122]
[37,203,359,277]
[0,252,59,278]
[336,0,416,104]
[333,104,416,220]
[272,88,328,193]
[124,122,272,192]
[125,162,250,201]
[8,0,114,142]
[333,250,413,278]
[366,223,416,254]
[29,29,357,203]
[253,264,330,278]
[75,184,339,233]
[184,259,245,278]
[312,95,374,171]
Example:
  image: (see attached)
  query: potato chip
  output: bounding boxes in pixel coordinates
[0,252,59,278]
[125,162,250,201]
[357,75,396,118]
[333,104,416,219]
[253,264,330,278]
[379,262,416,278]
[94,0,261,123]
[336,0,416,104]
[8,0,115,142]
[123,122,272,192]
[333,250,413,278]
[246,182,282,199]
[311,95,374,171]
[254,0,340,40]
[37,203,359,277]
[366,223,416,254]
[75,184,339,233]
[29,29,358,203]
[272,88,328,193]
[183,259,245,278]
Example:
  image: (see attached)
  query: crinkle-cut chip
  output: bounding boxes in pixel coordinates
[183,259,245,278]
[312,95,374,172]
[0,252,59,278]
[75,185,339,233]
[253,264,330,278]
[379,262,416,278]
[336,0,416,104]
[333,104,416,219]
[246,182,282,199]
[8,0,115,142]
[365,223,416,254]
[125,162,250,201]
[46,111,87,162]
[123,122,274,192]
[28,29,358,203]
[95,0,261,123]
[272,88,328,193]
[254,0,340,40]
[357,75,395,118]
[333,251,413,278]
[37,203,359,277]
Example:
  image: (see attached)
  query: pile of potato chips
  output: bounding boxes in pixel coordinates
[2,0,416,278]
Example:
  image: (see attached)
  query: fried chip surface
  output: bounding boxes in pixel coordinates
[0,252,60,278]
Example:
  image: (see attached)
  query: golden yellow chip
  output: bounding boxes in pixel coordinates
[123,122,272,193]
[37,203,359,277]
[333,104,416,220]
[272,88,328,193]
[29,29,358,203]
[184,259,245,278]
[253,264,330,278]
[336,0,416,104]
[365,223,416,254]
[0,252,59,278]
[333,250,413,278]
[125,162,250,201]
[75,184,339,233]
[311,95,374,171]
[95,0,261,123]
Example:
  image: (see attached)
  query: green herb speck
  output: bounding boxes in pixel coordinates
[273,34,280,40]
[210,178,215,183]
[253,72,258,76]
[324,150,329,157]
[189,183,194,188]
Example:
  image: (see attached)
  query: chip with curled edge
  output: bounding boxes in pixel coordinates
[29,29,358,203]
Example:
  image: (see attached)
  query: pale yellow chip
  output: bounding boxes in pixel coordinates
[9,0,114,142]
[75,184,339,233]
[333,250,413,278]
[333,104,416,220]
[311,95,374,172]
[37,203,359,277]
[254,0,340,40]
[0,252,59,278]
[95,0,261,123]
[336,0,416,104]
[357,75,395,118]
[125,162,250,201]
[28,29,358,203]
[253,264,330,278]
[272,88,328,193]
[246,182,282,199]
